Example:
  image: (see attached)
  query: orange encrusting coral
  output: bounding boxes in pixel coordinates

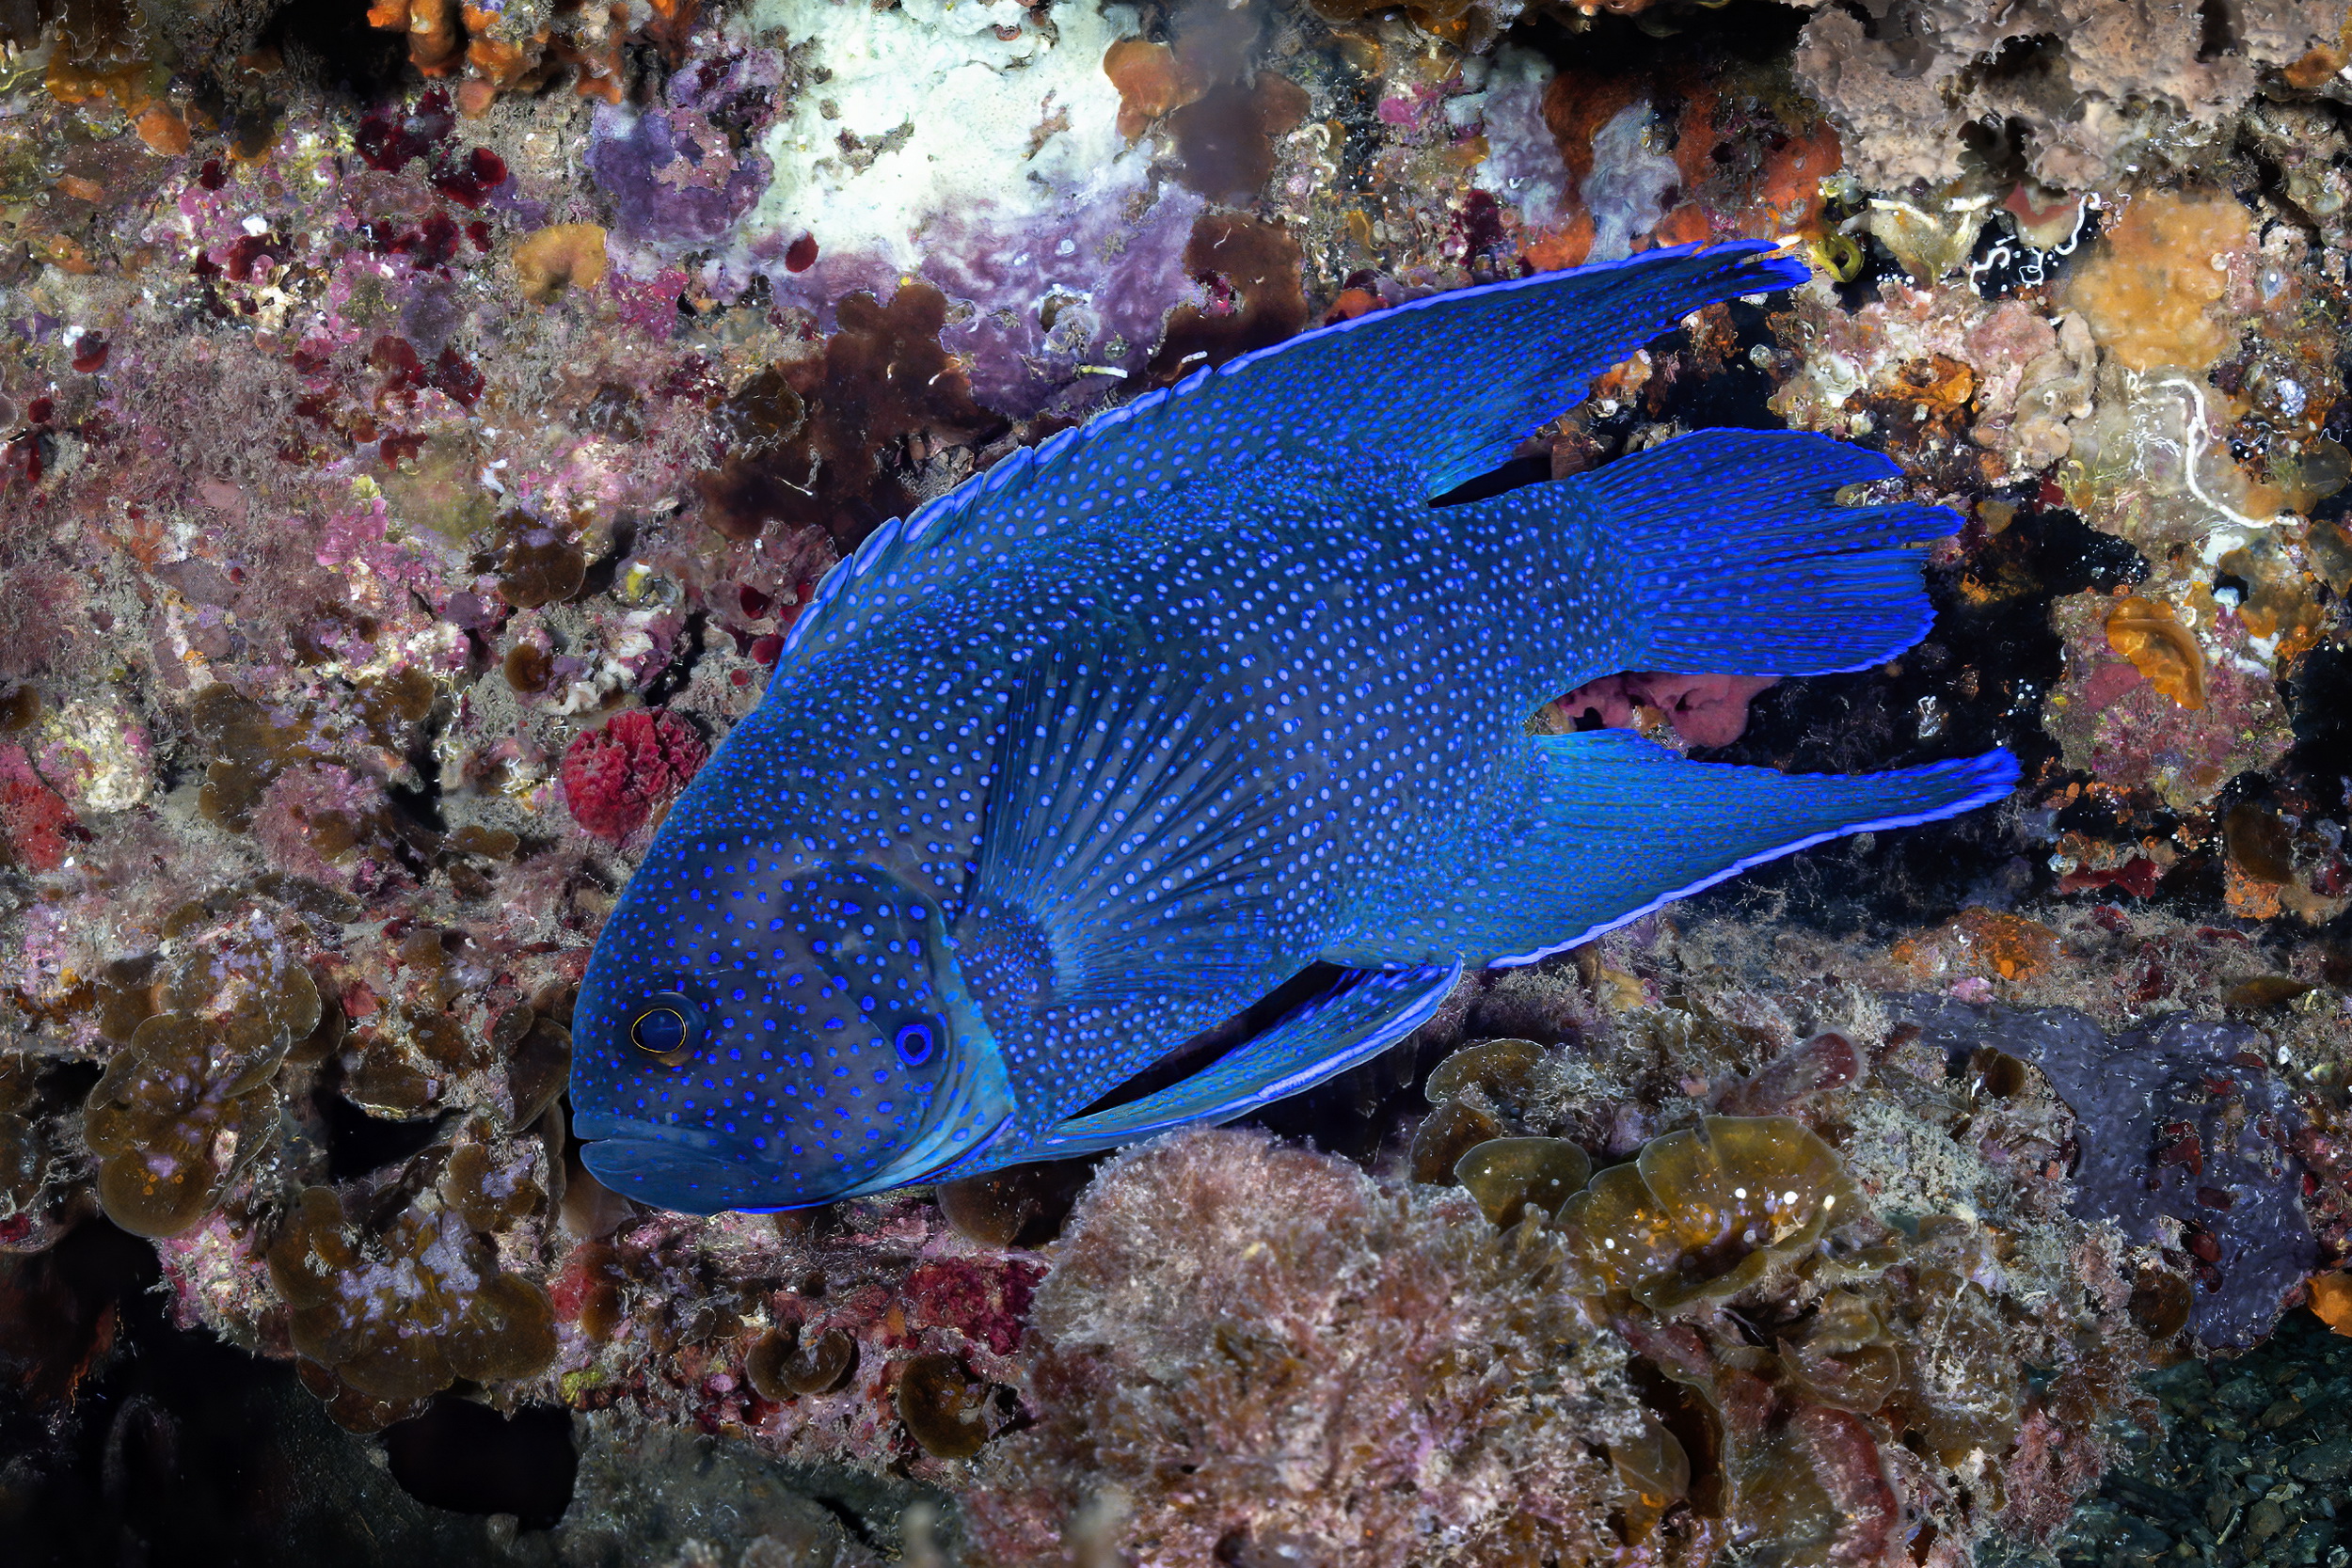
[2058,191,2253,373]
[2105,595,2206,709]
[367,0,636,110]
[1892,907,2062,985]
[2312,1271,2352,1336]
[513,223,609,305]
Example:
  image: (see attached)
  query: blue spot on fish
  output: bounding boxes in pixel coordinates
[569,242,2020,1214]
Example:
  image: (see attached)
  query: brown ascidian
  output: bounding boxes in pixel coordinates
[82,924,328,1238]
[188,680,441,891]
[266,1134,560,1433]
[1552,1115,1861,1312]
[1408,1034,2058,1563]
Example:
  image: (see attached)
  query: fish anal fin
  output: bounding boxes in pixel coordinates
[1326,732,2020,970]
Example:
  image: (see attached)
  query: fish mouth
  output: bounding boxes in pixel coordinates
[577,1101,1015,1214]
[577,1126,813,1214]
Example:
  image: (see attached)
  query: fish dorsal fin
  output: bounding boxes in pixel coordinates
[781,242,1809,666]
[1032,962,1462,1159]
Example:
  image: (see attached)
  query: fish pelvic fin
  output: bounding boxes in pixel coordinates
[1324,732,2020,970]
[1027,963,1462,1162]
[1574,427,1961,676]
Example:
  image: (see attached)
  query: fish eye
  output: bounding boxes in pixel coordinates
[895,1020,937,1068]
[630,991,702,1067]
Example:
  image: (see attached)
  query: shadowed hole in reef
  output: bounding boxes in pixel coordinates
[4,1217,532,1565]
[1677,502,2145,933]
[323,1092,446,1180]
[2281,642,2352,825]
[383,1399,578,1528]
[1520,0,1810,76]
[2195,0,2239,61]
[258,0,412,101]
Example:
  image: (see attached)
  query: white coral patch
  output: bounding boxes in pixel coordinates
[745,0,1145,279]
[39,697,152,815]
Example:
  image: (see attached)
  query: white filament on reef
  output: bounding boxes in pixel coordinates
[2144,372,2278,533]
[1963,193,2098,293]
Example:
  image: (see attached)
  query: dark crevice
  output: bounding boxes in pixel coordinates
[2196,0,2239,61]
[257,0,412,103]
[806,1490,884,1549]
[385,775,446,840]
[0,1218,524,1566]
[1963,32,2066,91]
[1518,0,1809,72]
[2242,134,2328,247]
[640,611,708,708]
[2282,643,2352,827]
[382,1400,577,1529]
[322,1093,448,1180]
[1823,0,1879,37]
[577,520,640,602]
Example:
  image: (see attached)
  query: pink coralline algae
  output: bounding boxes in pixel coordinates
[561,709,709,842]
[0,744,75,872]
[1553,671,1778,748]
[902,1258,1044,1360]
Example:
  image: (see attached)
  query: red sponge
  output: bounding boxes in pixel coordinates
[560,709,707,842]
[0,744,74,872]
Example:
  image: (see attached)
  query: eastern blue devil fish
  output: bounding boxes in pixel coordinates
[569,243,2019,1212]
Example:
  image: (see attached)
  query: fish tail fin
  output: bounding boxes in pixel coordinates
[1576,428,1961,676]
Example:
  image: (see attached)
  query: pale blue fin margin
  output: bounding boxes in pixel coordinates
[1031,961,1463,1159]
[1325,732,2021,971]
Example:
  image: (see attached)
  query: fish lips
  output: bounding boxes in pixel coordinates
[574,1079,1015,1213]
[574,1117,819,1214]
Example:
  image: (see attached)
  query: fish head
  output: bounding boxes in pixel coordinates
[569,850,1014,1212]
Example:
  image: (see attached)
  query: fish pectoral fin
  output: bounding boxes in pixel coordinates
[966,618,1293,1009]
[1033,962,1463,1159]
[1325,731,2021,970]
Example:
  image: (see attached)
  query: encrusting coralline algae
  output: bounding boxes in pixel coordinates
[8,0,2352,1562]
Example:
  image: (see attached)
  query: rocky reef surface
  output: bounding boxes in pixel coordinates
[7,0,2352,1563]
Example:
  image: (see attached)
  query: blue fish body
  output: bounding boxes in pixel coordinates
[570,244,2019,1213]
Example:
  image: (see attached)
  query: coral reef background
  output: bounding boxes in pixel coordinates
[6,0,2352,1562]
